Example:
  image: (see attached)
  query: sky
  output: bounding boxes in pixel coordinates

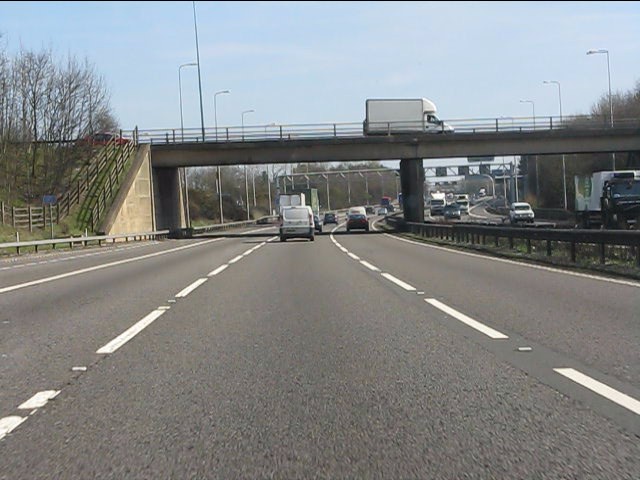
[1,1,639,173]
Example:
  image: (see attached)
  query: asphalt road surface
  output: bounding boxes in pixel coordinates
[0,221,638,478]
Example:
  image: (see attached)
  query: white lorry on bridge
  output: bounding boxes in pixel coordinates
[363,98,454,135]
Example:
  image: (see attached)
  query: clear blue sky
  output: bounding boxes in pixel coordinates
[2,1,639,133]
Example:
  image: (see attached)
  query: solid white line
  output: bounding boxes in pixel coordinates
[554,368,640,415]
[0,238,223,295]
[208,264,229,276]
[360,260,380,272]
[384,233,640,289]
[228,254,244,264]
[347,252,361,261]
[175,278,208,298]
[381,273,416,291]
[18,390,60,410]
[0,416,27,440]
[157,306,171,311]
[425,298,509,339]
[96,309,166,354]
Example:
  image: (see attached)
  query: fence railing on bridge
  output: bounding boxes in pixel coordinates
[124,115,640,145]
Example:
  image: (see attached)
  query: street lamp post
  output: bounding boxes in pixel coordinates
[322,174,331,211]
[214,90,230,141]
[241,109,255,142]
[520,99,539,202]
[213,90,230,224]
[178,62,197,229]
[178,62,197,141]
[587,48,615,170]
[192,1,205,142]
[244,165,250,220]
[241,109,255,220]
[543,80,568,209]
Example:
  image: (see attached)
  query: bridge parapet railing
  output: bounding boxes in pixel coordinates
[124,115,640,145]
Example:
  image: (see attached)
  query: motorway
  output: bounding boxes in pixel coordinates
[0,219,639,478]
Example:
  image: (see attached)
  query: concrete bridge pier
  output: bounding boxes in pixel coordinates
[400,158,425,224]
[152,167,187,234]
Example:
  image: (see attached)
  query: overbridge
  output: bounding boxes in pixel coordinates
[107,116,640,232]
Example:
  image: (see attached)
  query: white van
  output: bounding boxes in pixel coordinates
[279,206,315,242]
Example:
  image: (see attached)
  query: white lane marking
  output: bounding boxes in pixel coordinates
[554,368,640,415]
[0,239,224,295]
[347,252,360,261]
[381,273,416,291]
[175,278,208,298]
[0,416,27,440]
[72,366,87,372]
[360,260,381,272]
[157,306,171,311]
[208,264,229,277]
[228,254,244,264]
[384,233,640,289]
[517,346,533,352]
[425,298,509,339]
[18,390,60,410]
[96,309,166,354]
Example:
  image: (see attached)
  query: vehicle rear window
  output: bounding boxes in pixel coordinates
[514,205,530,210]
[283,208,309,220]
[349,214,365,220]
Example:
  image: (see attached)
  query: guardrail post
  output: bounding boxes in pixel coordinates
[494,234,499,247]
[570,241,576,262]
[333,124,337,137]
[599,243,606,264]
[546,240,552,257]
[527,238,532,254]
[0,201,4,225]
[495,119,499,132]
[509,234,514,249]
[12,206,16,228]
[28,206,33,232]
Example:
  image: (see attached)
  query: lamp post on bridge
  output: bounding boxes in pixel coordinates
[543,80,568,209]
[178,62,197,141]
[587,48,615,170]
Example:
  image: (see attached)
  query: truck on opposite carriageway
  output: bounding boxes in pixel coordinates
[575,170,640,229]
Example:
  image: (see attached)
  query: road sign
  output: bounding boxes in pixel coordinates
[42,195,57,205]
[468,156,494,162]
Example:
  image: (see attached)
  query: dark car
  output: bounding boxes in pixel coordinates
[443,203,461,220]
[323,212,337,224]
[346,213,369,232]
[365,206,375,215]
[313,214,323,233]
